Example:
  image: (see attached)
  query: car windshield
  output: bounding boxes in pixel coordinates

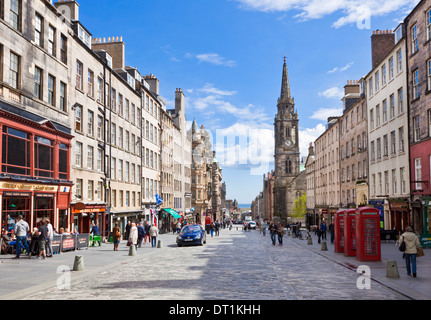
[182,225,201,233]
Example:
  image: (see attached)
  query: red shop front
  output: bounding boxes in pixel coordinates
[71,203,106,235]
[0,109,73,232]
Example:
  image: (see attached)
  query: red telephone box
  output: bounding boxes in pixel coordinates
[334,210,345,253]
[343,209,356,257]
[355,207,381,261]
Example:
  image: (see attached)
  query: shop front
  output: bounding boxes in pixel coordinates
[71,203,106,235]
[416,197,431,248]
[0,107,73,233]
[387,199,410,233]
[0,183,73,232]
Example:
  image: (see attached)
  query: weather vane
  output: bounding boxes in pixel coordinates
[283,54,286,63]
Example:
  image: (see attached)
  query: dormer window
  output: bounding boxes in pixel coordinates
[78,24,91,48]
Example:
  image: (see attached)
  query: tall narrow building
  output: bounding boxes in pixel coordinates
[273,58,306,222]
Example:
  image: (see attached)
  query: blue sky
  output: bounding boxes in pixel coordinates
[77,0,419,205]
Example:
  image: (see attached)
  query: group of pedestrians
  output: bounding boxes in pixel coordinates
[112,221,159,251]
[11,215,53,260]
[268,221,285,246]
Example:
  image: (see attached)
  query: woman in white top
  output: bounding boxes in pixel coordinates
[150,224,159,247]
[129,223,138,249]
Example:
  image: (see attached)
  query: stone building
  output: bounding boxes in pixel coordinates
[405,0,431,235]
[339,80,368,209]
[188,121,225,224]
[167,88,192,215]
[314,117,340,223]
[273,58,306,223]
[365,26,410,232]
[262,171,275,222]
[305,143,316,226]
[0,0,196,237]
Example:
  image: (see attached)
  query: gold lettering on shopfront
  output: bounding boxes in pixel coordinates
[0,182,57,192]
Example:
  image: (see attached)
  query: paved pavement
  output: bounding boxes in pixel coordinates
[0,225,429,300]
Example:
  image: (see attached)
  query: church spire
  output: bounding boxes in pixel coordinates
[280,55,291,101]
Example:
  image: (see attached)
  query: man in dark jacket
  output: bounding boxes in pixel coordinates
[269,221,277,246]
[137,223,145,248]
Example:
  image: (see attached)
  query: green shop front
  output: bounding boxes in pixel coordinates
[418,197,431,248]
[159,208,182,233]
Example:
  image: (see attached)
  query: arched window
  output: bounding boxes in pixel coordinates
[286,158,292,174]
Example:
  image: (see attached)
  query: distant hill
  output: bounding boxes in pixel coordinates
[238,203,251,210]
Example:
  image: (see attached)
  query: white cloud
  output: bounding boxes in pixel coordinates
[214,122,274,175]
[186,53,237,67]
[189,84,269,122]
[235,0,420,28]
[198,83,237,96]
[328,62,353,73]
[299,123,326,157]
[310,107,343,121]
[318,86,344,99]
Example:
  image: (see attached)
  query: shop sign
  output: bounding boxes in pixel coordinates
[0,182,58,192]
[35,193,55,198]
[420,234,431,248]
[3,191,31,197]
[72,207,105,214]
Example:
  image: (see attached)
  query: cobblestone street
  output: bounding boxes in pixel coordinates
[8,226,414,300]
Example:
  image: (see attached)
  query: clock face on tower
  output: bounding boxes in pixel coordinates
[285,140,292,148]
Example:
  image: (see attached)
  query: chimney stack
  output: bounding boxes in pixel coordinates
[54,0,80,21]
[371,29,395,69]
[92,36,126,70]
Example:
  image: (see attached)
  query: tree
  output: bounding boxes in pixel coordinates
[291,194,306,218]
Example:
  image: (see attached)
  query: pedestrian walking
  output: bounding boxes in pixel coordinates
[144,221,151,244]
[150,224,159,247]
[91,222,101,246]
[128,223,138,249]
[277,223,284,246]
[329,222,335,244]
[320,222,327,241]
[269,221,277,246]
[112,222,121,251]
[37,220,49,260]
[399,226,421,277]
[45,219,54,257]
[316,226,322,244]
[13,215,31,259]
[137,223,145,248]
[125,221,131,242]
[176,221,181,234]
[210,222,214,237]
[215,221,220,236]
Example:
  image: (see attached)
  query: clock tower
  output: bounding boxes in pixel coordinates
[273,57,301,220]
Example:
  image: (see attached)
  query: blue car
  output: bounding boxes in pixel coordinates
[176,224,207,247]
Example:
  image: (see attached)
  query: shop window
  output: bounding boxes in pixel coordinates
[2,195,30,231]
[33,196,54,227]
[59,143,68,180]
[1,126,30,175]
[34,136,54,178]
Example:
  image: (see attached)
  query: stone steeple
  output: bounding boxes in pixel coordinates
[279,56,291,102]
